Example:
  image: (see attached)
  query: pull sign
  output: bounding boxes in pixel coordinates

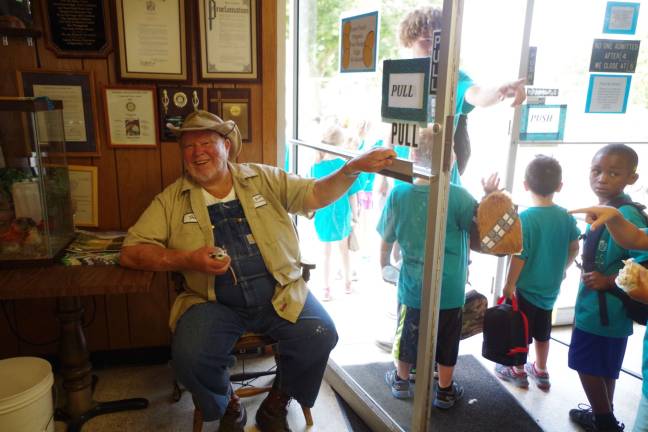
[429,30,441,94]
[391,123,419,148]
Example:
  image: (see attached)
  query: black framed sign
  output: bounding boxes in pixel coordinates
[18,70,101,156]
[158,86,204,142]
[41,0,112,58]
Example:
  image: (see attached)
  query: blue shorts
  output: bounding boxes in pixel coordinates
[568,327,628,379]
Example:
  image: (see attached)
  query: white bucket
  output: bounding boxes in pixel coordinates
[0,357,55,432]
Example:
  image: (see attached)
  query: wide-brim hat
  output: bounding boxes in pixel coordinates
[167,110,242,161]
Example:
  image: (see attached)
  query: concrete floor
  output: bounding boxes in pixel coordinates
[53,358,350,432]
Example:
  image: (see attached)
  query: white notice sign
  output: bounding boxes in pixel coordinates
[388,73,425,109]
[585,74,632,113]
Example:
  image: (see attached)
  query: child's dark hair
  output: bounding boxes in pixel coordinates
[595,144,638,172]
[525,155,562,196]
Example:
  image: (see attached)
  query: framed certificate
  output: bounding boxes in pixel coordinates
[103,85,159,148]
[115,0,188,81]
[198,0,260,81]
[18,70,101,156]
[68,165,99,227]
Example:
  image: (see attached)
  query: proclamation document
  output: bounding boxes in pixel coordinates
[120,0,183,75]
[205,0,254,73]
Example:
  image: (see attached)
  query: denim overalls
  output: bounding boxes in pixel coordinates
[171,197,338,421]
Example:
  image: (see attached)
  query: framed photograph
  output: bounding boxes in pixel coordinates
[68,165,99,227]
[41,0,112,58]
[103,85,159,148]
[114,0,188,81]
[18,70,101,156]
[198,0,260,81]
[158,86,204,142]
[207,88,251,141]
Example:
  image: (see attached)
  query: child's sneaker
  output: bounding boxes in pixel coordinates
[525,362,550,390]
[385,369,413,399]
[494,364,529,388]
[569,404,594,430]
[433,381,464,409]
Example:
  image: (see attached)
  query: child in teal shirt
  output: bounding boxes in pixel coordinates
[569,144,648,432]
[495,156,580,390]
[376,143,497,409]
[568,205,648,432]
[311,125,362,301]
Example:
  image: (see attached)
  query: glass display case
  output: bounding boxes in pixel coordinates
[0,96,75,264]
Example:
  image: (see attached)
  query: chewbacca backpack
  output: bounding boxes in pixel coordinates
[476,191,523,256]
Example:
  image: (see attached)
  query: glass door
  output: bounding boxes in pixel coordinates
[286,0,529,430]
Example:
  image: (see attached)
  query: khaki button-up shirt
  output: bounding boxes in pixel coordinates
[123,162,315,331]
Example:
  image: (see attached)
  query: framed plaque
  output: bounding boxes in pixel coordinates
[103,85,159,148]
[158,86,204,142]
[198,0,260,81]
[18,70,101,156]
[208,88,251,141]
[41,0,112,58]
[115,0,188,81]
[68,165,99,227]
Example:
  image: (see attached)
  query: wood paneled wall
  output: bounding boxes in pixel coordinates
[0,1,278,358]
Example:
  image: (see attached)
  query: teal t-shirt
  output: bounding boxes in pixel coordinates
[376,183,477,309]
[638,227,648,397]
[311,158,362,242]
[575,199,648,338]
[516,206,580,310]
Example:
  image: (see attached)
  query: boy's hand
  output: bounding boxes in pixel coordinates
[503,283,515,299]
[582,271,615,291]
[481,173,502,195]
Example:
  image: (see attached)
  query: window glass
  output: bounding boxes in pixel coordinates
[529,0,648,142]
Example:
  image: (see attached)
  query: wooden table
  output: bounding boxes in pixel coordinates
[0,264,155,432]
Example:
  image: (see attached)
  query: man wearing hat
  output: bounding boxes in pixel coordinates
[120,110,395,431]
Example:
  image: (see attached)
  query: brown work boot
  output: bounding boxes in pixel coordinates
[217,394,247,432]
[255,388,292,432]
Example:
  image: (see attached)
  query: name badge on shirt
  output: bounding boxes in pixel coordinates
[252,194,267,208]
[183,213,198,223]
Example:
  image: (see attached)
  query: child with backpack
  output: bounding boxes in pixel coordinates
[569,144,648,432]
[494,155,580,390]
[376,141,499,409]
[571,201,648,432]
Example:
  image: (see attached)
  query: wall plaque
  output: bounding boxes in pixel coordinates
[41,0,112,58]
[208,88,251,141]
[158,86,204,142]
